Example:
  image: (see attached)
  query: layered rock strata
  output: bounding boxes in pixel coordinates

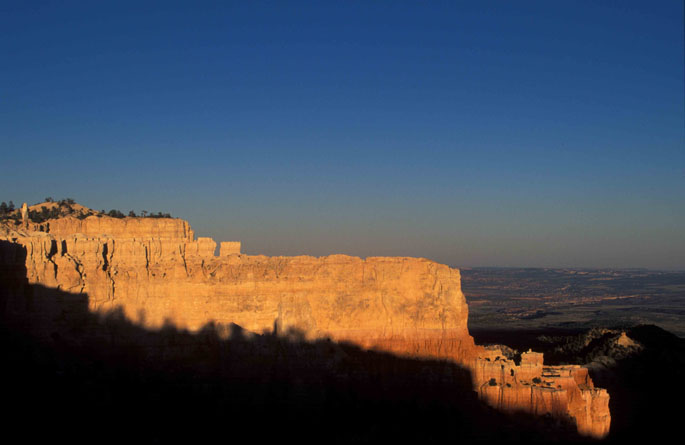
[0,213,610,438]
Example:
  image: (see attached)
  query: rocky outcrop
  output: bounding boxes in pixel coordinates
[0,213,610,438]
[473,349,610,438]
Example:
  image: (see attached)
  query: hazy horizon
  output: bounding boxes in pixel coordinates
[2,1,683,270]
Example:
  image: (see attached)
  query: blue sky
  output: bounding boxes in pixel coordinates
[2,1,683,269]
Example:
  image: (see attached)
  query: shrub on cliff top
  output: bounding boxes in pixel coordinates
[107,209,126,218]
[0,201,15,218]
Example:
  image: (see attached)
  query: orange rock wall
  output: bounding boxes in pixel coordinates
[2,218,472,360]
[32,215,194,240]
[472,350,610,437]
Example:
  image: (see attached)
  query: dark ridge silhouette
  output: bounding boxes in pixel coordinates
[0,240,590,444]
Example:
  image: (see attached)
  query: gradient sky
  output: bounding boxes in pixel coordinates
[2,1,683,269]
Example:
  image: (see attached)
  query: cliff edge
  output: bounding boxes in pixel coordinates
[0,209,610,438]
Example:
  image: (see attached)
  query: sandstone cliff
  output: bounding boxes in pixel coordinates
[0,212,610,438]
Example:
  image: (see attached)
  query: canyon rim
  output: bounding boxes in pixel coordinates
[1,204,610,439]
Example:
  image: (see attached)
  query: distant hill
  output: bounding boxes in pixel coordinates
[28,200,98,218]
[0,198,173,223]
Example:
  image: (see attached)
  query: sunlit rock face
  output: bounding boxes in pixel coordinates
[473,349,610,438]
[29,215,194,240]
[1,219,472,354]
[0,213,610,438]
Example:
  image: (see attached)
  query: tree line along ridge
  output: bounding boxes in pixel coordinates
[0,198,173,223]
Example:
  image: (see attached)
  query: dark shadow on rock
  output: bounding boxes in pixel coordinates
[1,240,590,444]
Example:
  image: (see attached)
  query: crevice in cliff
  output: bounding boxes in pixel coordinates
[101,241,116,301]
[180,245,189,277]
[101,242,109,272]
[144,244,150,278]
[66,253,86,293]
[200,259,208,279]
[46,239,58,280]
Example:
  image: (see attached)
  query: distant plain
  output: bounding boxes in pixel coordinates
[461,268,685,338]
